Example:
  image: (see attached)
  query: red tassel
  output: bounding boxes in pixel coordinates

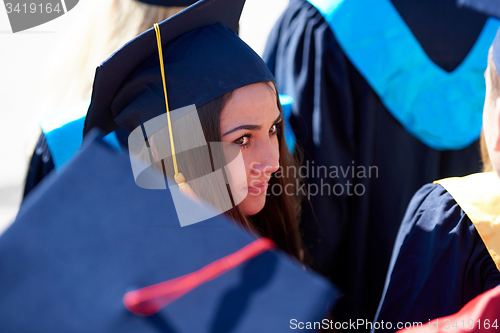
[123,237,276,316]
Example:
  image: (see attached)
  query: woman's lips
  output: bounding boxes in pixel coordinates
[246,181,269,195]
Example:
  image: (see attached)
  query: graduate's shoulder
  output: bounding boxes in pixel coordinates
[435,172,500,272]
[413,172,500,217]
[402,172,500,245]
[404,182,462,223]
[270,0,341,47]
[434,172,500,218]
[397,181,475,246]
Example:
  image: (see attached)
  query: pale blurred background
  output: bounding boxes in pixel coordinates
[0,0,288,233]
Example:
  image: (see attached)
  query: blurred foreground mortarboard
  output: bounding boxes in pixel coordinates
[0,132,338,332]
[83,0,273,137]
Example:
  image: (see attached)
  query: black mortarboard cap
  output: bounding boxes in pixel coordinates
[0,132,337,332]
[83,0,274,136]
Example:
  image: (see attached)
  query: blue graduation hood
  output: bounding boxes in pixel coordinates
[308,0,500,150]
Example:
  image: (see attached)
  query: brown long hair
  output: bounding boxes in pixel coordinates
[196,82,305,261]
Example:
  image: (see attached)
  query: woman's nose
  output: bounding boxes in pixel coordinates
[250,139,280,175]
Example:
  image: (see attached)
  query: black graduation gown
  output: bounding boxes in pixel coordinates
[23,133,55,198]
[263,0,489,325]
[372,183,500,332]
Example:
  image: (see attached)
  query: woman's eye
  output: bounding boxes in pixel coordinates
[234,134,251,147]
[270,124,278,135]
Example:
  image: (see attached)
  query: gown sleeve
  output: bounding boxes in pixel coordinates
[373,183,500,332]
[23,133,55,198]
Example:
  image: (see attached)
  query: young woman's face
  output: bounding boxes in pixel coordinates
[220,82,281,216]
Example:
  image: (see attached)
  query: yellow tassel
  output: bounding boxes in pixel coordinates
[154,24,198,203]
[174,173,198,202]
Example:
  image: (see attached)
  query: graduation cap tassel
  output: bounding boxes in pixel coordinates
[154,23,197,201]
[123,237,277,316]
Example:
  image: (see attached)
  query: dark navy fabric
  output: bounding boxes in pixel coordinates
[84,0,273,137]
[372,184,500,333]
[23,133,55,198]
[459,0,500,19]
[461,0,500,79]
[392,0,488,73]
[2,132,338,333]
[264,0,487,326]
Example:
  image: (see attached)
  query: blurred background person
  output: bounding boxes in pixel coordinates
[23,0,195,197]
[44,0,194,112]
[372,24,500,331]
[263,0,499,328]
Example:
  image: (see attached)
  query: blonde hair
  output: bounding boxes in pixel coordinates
[482,48,500,172]
[42,0,185,114]
[480,130,493,172]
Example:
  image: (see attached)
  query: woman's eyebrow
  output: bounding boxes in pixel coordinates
[223,114,282,137]
[274,113,283,123]
[223,124,261,137]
